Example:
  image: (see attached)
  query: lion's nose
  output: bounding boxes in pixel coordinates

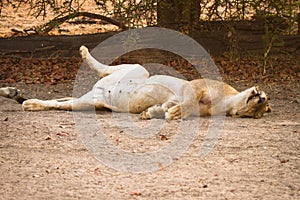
[258,97,266,103]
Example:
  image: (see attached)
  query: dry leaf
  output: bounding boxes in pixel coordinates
[160,135,168,141]
[57,132,69,137]
[130,191,142,196]
[45,135,52,140]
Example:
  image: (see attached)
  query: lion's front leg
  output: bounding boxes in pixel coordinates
[139,105,165,119]
[139,99,181,120]
[165,102,196,120]
[140,82,198,120]
[165,83,198,120]
[140,100,195,120]
[165,105,182,120]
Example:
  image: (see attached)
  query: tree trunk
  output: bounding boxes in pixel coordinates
[298,13,300,34]
[157,0,200,33]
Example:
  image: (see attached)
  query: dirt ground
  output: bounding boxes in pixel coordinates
[0,78,299,199]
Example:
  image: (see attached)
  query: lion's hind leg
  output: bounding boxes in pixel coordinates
[0,87,27,103]
[80,46,149,78]
[22,98,76,111]
[22,90,109,111]
[80,46,108,77]
[23,97,98,111]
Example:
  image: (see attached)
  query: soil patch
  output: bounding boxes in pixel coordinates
[0,81,299,199]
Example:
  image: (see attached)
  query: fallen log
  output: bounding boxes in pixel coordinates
[0,30,299,58]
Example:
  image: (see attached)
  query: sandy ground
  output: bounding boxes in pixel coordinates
[0,81,299,199]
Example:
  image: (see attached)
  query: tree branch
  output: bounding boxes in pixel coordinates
[37,11,127,35]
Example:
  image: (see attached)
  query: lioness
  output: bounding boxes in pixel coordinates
[0,46,271,119]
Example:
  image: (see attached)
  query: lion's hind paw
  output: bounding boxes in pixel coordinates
[79,46,89,59]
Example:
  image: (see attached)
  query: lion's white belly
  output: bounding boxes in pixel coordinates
[91,73,188,113]
[146,75,188,98]
[91,67,148,112]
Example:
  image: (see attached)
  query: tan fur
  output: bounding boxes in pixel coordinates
[190,79,271,118]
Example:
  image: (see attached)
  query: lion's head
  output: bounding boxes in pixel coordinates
[235,86,272,119]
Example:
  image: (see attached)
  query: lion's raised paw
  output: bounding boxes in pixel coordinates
[79,46,89,59]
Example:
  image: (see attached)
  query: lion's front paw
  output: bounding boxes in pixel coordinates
[246,86,261,103]
[22,99,46,111]
[79,46,89,59]
[166,105,182,120]
[253,86,260,94]
[139,110,151,120]
[139,105,165,120]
